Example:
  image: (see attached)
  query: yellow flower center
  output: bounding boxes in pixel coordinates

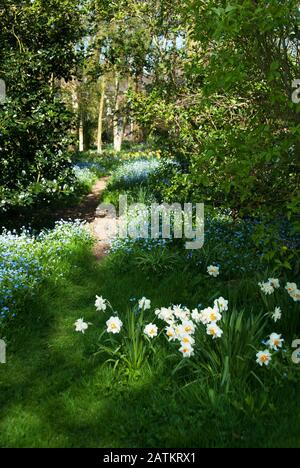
[260,355,268,362]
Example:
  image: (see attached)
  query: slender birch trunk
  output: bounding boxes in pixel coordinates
[113,74,123,152]
[79,110,84,152]
[97,77,106,154]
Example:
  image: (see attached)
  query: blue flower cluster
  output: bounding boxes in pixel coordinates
[109,158,161,189]
[74,162,105,172]
[109,236,171,255]
[0,220,92,324]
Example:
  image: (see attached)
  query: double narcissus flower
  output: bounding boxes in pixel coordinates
[285,282,300,301]
[106,316,123,334]
[271,307,282,322]
[74,318,89,334]
[165,325,177,341]
[200,307,221,324]
[267,332,284,351]
[179,343,194,358]
[206,322,223,339]
[95,295,107,312]
[144,323,158,338]
[214,297,228,312]
[268,278,280,289]
[258,281,275,295]
[207,265,220,277]
[139,297,151,310]
[285,282,297,295]
[155,307,174,324]
[256,350,272,367]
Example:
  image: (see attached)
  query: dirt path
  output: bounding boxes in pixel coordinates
[0,176,114,259]
[53,177,110,223]
[55,176,114,260]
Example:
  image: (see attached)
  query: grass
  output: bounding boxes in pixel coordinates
[1,248,300,448]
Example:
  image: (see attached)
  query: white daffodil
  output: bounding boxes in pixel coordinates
[155,307,174,323]
[191,308,201,323]
[199,307,215,325]
[175,324,184,339]
[268,278,280,289]
[144,323,158,338]
[173,305,183,316]
[95,295,107,312]
[180,334,195,347]
[267,333,284,351]
[271,307,282,322]
[289,289,300,302]
[206,322,223,339]
[207,307,222,323]
[182,307,191,320]
[214,297,228,312]
[139,297,151,310]
[74,318,89,334]
[173,305,190,321]
[179,343,194,358]
[207,265,220,277]
[181,320,196,335]
[285,282,297,295]
[106,316,123,334]
[256,350,272,367]
[258,281,274,295]
[165,325,177,342]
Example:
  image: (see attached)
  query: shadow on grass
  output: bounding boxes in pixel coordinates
[1,255,300,448]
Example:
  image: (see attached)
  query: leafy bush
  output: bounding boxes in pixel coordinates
[0,1,83,212]
[0,163,100,215]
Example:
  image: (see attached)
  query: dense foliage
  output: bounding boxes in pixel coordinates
[0,0,85,211]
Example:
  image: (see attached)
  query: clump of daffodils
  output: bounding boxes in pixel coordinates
[285,282,300,302]
[258,278,300,302]
[258,278,280,295]
[75,294,227,361]
[256,332,284,367]
[155,297,226,358]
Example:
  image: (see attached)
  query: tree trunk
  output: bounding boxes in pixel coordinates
[79,111,84,152]
[113,74,123,152]
[97,77,106,154]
